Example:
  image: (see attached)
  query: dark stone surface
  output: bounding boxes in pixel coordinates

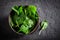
[0,0,60,40]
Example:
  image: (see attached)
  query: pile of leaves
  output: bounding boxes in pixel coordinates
[10,5,39,34]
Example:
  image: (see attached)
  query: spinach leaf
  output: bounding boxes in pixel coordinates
[23,17,34,28]
[12,6,19,15]
[28,5,36,14]
[41,20,48,30]
[18,25,29,34]
[18,6,23,15]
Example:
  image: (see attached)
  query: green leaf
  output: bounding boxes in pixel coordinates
[41,20,48,30]
[12,6,19,15]
[23,17,34,28]
[12,14,18,24]
[28,5,37,14]
[18,25,29,34]
[28,19,34,28]
[14,5,18,10]
[16,17,25,27]
[18,6,23,15]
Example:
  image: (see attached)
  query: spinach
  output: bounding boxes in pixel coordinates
[12,6,19,15]
[18,25,29,34]
[23,17,34,28]
[18,6,23,15]
[41,20,48,30]
[28,5,37,14]
[10,5,39,34]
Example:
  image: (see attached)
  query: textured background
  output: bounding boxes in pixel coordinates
[0,0,60,40]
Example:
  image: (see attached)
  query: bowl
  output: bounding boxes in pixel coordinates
[9,5,40,35]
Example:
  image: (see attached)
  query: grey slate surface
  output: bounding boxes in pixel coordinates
[0,0,60,40]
